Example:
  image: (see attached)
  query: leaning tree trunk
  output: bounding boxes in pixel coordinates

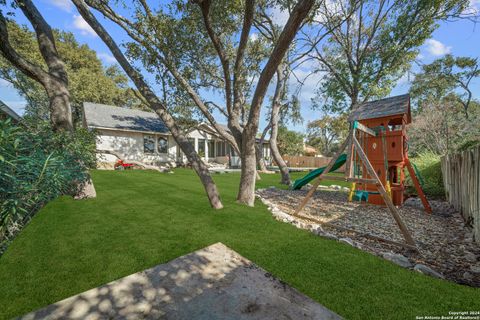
[73,0,223,209]
[270,67,290,185]
[270,126,290,185]
[46,80,74,132]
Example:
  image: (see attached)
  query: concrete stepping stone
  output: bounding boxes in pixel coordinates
[18,242,341,320]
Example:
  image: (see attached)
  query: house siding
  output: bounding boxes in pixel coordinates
[93,127,271,169]
[95,129,176,167]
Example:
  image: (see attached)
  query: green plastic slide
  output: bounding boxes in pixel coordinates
[291,154,347,190]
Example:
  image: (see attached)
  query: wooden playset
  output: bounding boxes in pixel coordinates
[292,94,431,248]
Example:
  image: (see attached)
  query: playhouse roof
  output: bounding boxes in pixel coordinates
[348,94,411,123]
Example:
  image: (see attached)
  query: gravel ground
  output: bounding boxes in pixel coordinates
[256,187,480,287]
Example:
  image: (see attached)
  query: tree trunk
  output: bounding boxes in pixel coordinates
[269,120,290,186]
[255,144,267,172]
[270,124,290,185]
[236,0,313,205]
[270,66,290,185]
[72,0,223,209]
[47,80,73,132]
[0,0,74,132]
[237,127,258,206]
[256,122,271,172]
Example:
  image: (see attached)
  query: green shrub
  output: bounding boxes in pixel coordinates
[0,119,96,248]
[406,152,444,198]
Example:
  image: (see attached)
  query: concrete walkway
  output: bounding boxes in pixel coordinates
[19,243,341,320]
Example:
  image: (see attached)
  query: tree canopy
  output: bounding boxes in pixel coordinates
[0,20,145,122]
[307,0,469,112]
[410,54,480,119]
[277,126,304,155]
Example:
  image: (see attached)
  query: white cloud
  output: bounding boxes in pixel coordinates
[97,52,117,64]
[271,6,289,27]
[424,39,451,57]
[463,0,480,15]
[249,33,258,42]
[47,0,73,12]
[72,15,97,37]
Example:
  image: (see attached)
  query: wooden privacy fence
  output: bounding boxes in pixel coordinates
[441,146,480,243]
[279,155,345,171]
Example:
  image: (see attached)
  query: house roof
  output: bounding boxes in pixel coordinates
[0,100,21,121]
[348,94,411,123]
[82,102,169,134]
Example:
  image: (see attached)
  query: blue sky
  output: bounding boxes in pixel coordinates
[1,0,479,133]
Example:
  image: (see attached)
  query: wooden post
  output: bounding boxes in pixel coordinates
[345,127,355,179]
[353,137,416,246]
[293,135,351,216]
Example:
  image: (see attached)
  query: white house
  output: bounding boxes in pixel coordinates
[82,102,271,168]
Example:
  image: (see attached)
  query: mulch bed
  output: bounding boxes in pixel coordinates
[256,187,480,287]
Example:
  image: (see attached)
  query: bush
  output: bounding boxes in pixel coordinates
[0,119,96,248]
[406,152,444,198]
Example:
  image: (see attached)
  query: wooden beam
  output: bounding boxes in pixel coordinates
[293,135,351,216]
[285,211,417,251]
[352,137,416,246]
[354,121,376,137]
[345,127,355,179]
[324,176,377,184]
[405,158,433,214]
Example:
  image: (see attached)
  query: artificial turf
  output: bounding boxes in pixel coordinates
[0,169,478,319]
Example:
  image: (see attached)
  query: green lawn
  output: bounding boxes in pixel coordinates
[0,169,478,319]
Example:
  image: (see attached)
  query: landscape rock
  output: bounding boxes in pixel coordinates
[382,252,413,268]
[463,272,474,280]
[464,252,477,263]
[330,185,342,190]
[322,233,338,241]
[74,178,97,200]
[414,264,445,279]
[470,264,480,273]
[339,237,354,246]
[342,187,351,192]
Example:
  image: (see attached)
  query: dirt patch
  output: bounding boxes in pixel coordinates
[257,187,480,287]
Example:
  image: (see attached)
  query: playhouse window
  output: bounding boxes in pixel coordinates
[157,137,168,154]
[143,135,155,154]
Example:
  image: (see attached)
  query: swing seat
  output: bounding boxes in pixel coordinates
[353,190,369,202]
[353,190,381,202]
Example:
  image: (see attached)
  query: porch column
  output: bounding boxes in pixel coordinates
[205,139,209,162]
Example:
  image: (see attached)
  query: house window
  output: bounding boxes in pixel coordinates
[157,136,168,154]
[263,144,269,158]
[198,139,205,156]
[208,140,215,158]
[216,141,226,156]
[144,135,155,154]
[188,138,195,149]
